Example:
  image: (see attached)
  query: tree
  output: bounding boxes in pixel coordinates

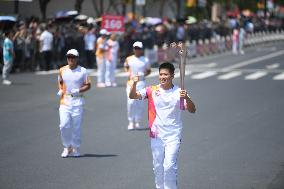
[75,0,84,13]
[91,0,104,17]
[39,0,51,21]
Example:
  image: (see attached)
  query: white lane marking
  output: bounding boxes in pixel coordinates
[273,72,284,80]
[89,72,97,76]
[175,70,191,78]
[35,70,59,75]
[191,71,217,79]
[266,63,279,69]
[115,69,160,78]
[207,62,217,68]
[222,50,284,71]
[218,71,242,80]
[115,72,129,77]
[148,70,159,78]
[190,62,217,68]
[245,71,268,80]
[256,47,277,52]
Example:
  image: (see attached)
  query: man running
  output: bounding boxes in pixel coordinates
[57,49,91,158]
[124,41,151,130]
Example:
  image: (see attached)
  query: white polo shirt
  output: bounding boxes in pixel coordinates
[84,32,96,50]
[139,84,183,141]
[126,55,150,78]
[59,65,90,106]
[39,30,53,52]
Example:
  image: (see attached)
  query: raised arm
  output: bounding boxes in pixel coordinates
[129,75,142,100]
[180,90,196,113]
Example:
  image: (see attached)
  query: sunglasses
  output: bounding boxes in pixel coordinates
[67,56,77,59]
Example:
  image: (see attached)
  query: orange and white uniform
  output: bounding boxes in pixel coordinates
[125,55,150,123]
[105,38,119,86]
[96,36,109,85]
[139,84,183,189]
[58,65,91,149]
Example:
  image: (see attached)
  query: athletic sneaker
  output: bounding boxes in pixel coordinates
[135,122,142,129]
[72,147,80,157]
[2,80,12,85]
[97,83,106,88]
[105,82,112,87]
[128,122,134,130]
[61,148,70,158]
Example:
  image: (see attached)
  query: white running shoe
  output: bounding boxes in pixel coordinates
[61,148,70,158]
[128,122,134,130]
[105,82,112,87]
[135,122,142,129]
[2,80,12,85]
[97,83,106,88]
[111,83,117,87]
[72,147,80,157]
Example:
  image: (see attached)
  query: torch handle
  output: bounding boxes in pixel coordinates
[179,49,186,111]
[180,97,185,110]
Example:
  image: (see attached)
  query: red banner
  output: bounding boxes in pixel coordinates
[101,15,125,33]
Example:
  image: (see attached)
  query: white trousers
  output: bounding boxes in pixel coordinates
[96,57,107,84]
[232,41,238,54]
[126,81,146,122]
[59,105,83,148]
[151,137,181,189]
[2,60,13,80]
[105,58,117,84]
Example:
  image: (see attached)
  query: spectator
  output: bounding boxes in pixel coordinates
[39,24,53,71]
[53,28,65,68]
[24,29,36,71]
[95,29,109,88]
[106,33,120,87]
[84,25,96,69]
[2,31,15,85]
[232,27,239,54]
[13,25,26,72]
[176,23,186,42]
[238,26,246,54]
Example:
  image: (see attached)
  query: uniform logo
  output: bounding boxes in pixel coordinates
[154,90,161,97]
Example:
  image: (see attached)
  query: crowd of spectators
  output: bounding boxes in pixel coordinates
[1,14,283,73]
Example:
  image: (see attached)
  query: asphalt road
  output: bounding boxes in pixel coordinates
[0,41,284,189]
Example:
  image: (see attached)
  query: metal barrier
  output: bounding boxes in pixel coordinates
[144,30,284,64]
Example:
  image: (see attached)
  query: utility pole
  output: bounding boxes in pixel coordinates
[132,0,136,16]
[14,0,19,14]
[264,0,267,19]
[100,0,104,15]
[143,3,146,17]
[177,0,184,18]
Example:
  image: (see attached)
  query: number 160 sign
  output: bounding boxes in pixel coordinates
[101,15,125,33]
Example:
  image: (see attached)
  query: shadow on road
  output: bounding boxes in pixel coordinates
[267,164,284,189]
[80,154,118,158]
[135,128,149,131]
[9,82,32,86]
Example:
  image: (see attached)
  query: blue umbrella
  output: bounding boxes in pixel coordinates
[55,11,68,19]
[0,16,17,22]
[0,16,17,31]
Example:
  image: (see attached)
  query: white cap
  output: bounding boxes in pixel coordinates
[133,41,143,49]
[66,49,79,57]
[100,29,107,35]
